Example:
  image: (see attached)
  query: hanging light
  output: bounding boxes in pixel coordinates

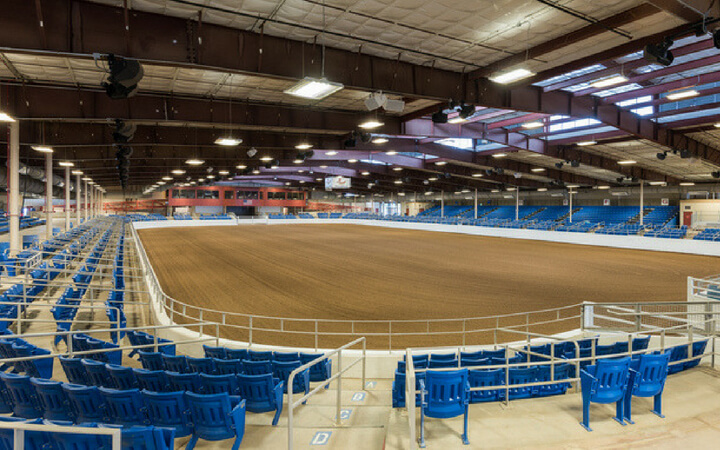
[58,161,74,167]
[284,77,344,99]
[171,169,186,175]
[185,159,204,165]
[215,137,242,147]
[295,143,313,150]
[32,145,54,153]
[359,119,384,129]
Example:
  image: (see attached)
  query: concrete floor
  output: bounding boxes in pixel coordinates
[5,221,720,449]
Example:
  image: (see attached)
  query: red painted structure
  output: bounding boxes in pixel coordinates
[167,187,307,208]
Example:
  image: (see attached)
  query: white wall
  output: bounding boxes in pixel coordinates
[680,199,720,228]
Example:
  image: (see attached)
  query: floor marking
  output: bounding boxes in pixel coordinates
[365,381,376,389]
[351,392,366,402]
[310,431,332,445]
[340,409,352,420]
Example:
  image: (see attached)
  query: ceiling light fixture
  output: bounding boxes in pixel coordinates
[295,143,313,150]
[576,140,597,146]
[522,121,544,129]
[325,151,338,156]
[679,182,695,186]
[0,112,15,122]
[359,119,384,129]
[472,173,483,177]
[185,159,204,165]
[259,156,273,162]
[162,176,172,181]
[214,137,242,147]
[372,137,389,144]
[72,170,83,175]
[428,177,438,181]
[171,169,186,175]
[32,145,54,153]
[347,159,358,163]
[617,160,637,165]
[714,123,720,128]
[537,188,548,192]
[218,170,229,175]
[649,181,666,186]
[58,161,74,167]
[283,77,344,99]
[435,161,447,166]
[492,153,507,158]
[591,75,628,88]
[447,117,467,124]
[236,164,247,170]
[392,167,402,171]
[531,168,546,172]
[666,89,699,101]
[597,185,611,190]
[489,68,535,84]
[385,150,398,156]
[361,171,370,176]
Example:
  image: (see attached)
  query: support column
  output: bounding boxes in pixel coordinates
[440,190,444,218]
[64,167,71,231]
[45,152,53,240]
[515,188,520,221]
[640,180,644,226]
[83,180,88,222]
[75,173,81,226]
[474,188,478,219]
[569,189,574,223]
[8,122,20,256]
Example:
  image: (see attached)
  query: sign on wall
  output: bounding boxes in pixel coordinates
[325,176,351,191]
[563,199,569,206]
[661,198,669,206]
[603,199,611,206]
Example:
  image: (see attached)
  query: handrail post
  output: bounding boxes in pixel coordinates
[336,349,343,425]
[389,322,392,351]
[315,321,319,351]
[248,316,253,346]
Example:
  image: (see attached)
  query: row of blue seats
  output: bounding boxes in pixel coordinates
[0,336,53,379]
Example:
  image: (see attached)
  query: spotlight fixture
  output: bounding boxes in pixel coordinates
[666,90,699,101]
[372,137,389,144]
[58,161,74,167]
[364,91,387,111]
[618,160,637,165]
[32,146,54,153]
[359,119,384,129]
[458,103,475,120]
[591,75,628,89]
[555,162,564,169]
[0,112,15,122]
[431,109,448,124]
[522,121,543,129]
[489,68,534,84]
[643,39,674,67]
[97,53,144,99]
[656,152,667,160]
[215,137,242,147]
[185,159,204,165]
[295,143,312,150]
[283,77,344,99]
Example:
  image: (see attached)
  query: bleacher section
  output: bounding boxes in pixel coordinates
[695,228,720,241]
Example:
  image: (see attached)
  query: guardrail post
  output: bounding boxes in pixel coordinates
[388,322,392,352]
[462,320,466,348]
[248,317,253,346]
[315,321,319,351]
[14,428,24,450]
[634,304,641,332]
[199,310,203,337]
[336,349,342,425]
[362,339,367,389]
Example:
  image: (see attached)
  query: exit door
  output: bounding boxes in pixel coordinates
[683,211,693,227]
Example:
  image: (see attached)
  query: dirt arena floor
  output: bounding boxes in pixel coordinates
[139,224,720,349]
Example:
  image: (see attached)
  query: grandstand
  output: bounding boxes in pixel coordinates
[4,1,720,449]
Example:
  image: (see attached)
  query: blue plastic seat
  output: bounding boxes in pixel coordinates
[248,350,273,361]
[185,392,246,450]
[215,359,243,375]
[391,370,426,408]
[45,420,105,450]
[162,354,189,374]
[272,351,300,362]
[507,366,537,400]
[595,344,616,356]
[685,340,708,369]
[236,373,284,426]
[202,345,227,360]
[97,424,175,450]
[612,341,629,355]
[632,336,651,352]
[272,360,310,396]
[62,383,107,423]
[579,357,631,431]
[241,359,273,375]
[401,353,429,368]
[81,358,114,388]
[30,378,74,421]
[300,353,332,383]
[11,343,54,379]
[199,373,240,396]
[187,357,216,375]
[59,356,90,385]
[428,359,459,369]
[460,357,488,367]
[166,371,202,393]
[459,350,484,360]
[141,390,193,438]
[482,348,505,359]
[226,349,249,361]
[667,345,689,375]
[535,363,573,397]
[0,377,13,414]
[468,368,503,403]
[138,351,164,371]
[107,363,138,390]
[99,387,150,426]
[0,417,50,450]
[0,372,43,418]
[419,369,471,447]
[134,368,169,393]
[429,352,456,361]
[624,353,670,424]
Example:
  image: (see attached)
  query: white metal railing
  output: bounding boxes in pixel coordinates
[286,337,366,450]
[0,421,121,450]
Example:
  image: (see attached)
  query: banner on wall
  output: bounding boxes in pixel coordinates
[325,176,351,190]
[563,199,569,206]
[603,199,611,206]
[661,198,669,206]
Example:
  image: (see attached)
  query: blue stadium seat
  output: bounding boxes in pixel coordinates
[187,357,216,375]
[215,359,243,375]
[30,378,74,421]
[106,363,138,390]
[162,354,189,374]
[248,350,273,361]
[62,383,107,424]
[667,345,689,375]
[0,417,50,450]
[141,390,193,438]
[460,357,489,367]
[236,373,284,426]
[185,392,246,450]
[419,369,471,447]
[59,356,90,385]
[45,420,105,450]
[272,360,310,396]
[97,424,175,450]
[99,387,151,426]
[166,371,202,393]
[138,351,164,372]
[632,336,651,352]
[226,349,249,361]
[429,353,456,361]
[272,351,300,362]
[468,368,503,403]
[507,367,537,400]
[202,345,227,360]
[199,373,240,397]
[579,357,631,431]
[685,340,708,370]
[300,353,332,383]
[81,358,114,388]
[429,359,459,368]
[535,363,573,397]
[0,372,43,418]
[241,359,272,375]
[624,353,670,424]
[134,368,169,393]
[391,370,425,408]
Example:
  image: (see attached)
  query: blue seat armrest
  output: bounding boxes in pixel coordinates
[230,398,246,430]
[580,369,598,395]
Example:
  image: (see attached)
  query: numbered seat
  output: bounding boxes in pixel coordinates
[185,392,246,450]
[0,372,43,418]
[141,390,193,438]
[99,387,150,426]
[134,368,169,393]
[30,378,73,421]
[236,373,284,426]
[579,357,631,431]
[419,369,471,447]
[624,353,670,424]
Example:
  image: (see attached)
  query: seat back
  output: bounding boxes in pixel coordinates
[248,350,273,361]
[612,341,629,355]
[459,350,483,360]
[0,417,49,450]
[299,353,332,382]
[97,424,175,450]
[162,355,189,374]
[272,360,308,393]
[467,368,503,403]
[199,373,239,396]
[460,357,489,367]
[236,373,278,411]
[138,351,164,371]
[30,378,73,421]
[630,353,670,397]
[584,357,631,403]
[215,359,243,375]
[535,363,572,397]
[202,345,227,360]
[134,368,168,393]
[242,359,273,375]
[46,420,104,450]
[166,372,202,393]
[187,357,216,374]
[59,356,90,385]
[61,383,107,423]
[632,336,651,351]
[106,364,137,390]
[225,348,249,361]
[482,349,505,359]
[141,390,192,438]
[668,345,689,374]
[99,387,149,426]
[686,340,709,369]
[429,359,459,369]
[272,352,300,362]
[0,373,43,418]
[81,359,114,388]
[185,392,236,441]
[422,369,469,419]
[508,367,537,399]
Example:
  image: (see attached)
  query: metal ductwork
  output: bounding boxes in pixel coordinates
[18,162,76,192]
[0,167,66,197]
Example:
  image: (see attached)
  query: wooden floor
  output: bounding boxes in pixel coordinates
[139,224,719,348]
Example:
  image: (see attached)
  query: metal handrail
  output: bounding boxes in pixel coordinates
[0,421,121,450]
[286,337,366,450]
